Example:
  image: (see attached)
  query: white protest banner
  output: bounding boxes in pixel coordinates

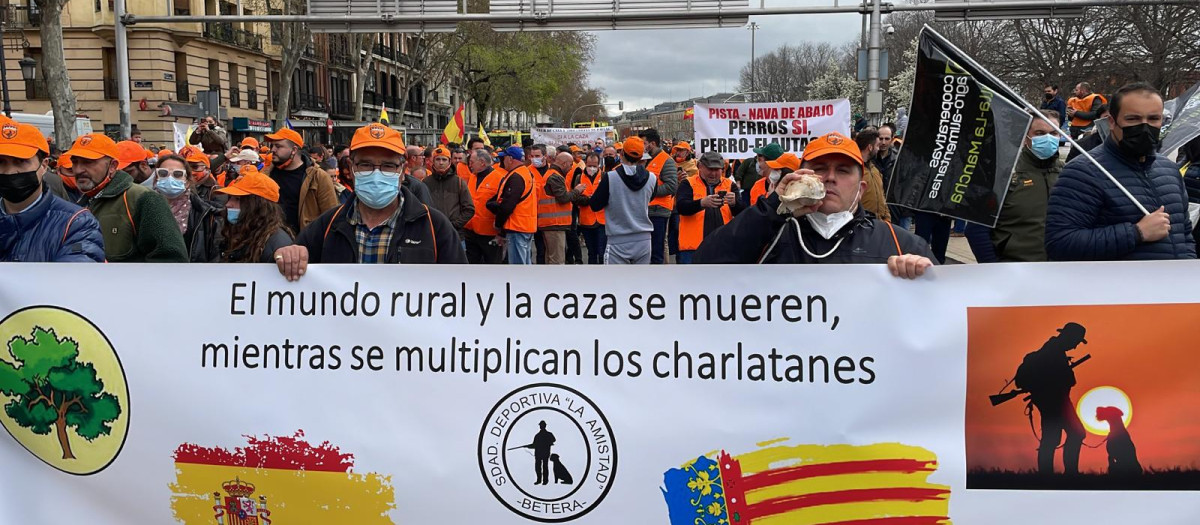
[531,127,614,149]
[693,99,852,159]
[1,262,1199,524]
[173,122,193,152]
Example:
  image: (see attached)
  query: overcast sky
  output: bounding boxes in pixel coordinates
[588,1,864,114]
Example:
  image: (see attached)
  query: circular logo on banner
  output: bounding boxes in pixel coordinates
[0,306,129,475]
[478,383,617,522]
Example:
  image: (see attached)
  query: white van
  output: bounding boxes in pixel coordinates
[10,112,94,146]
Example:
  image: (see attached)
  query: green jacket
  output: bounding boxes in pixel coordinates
[990,149,1063,262]
[734,157,761,192]
[80,171,189,262]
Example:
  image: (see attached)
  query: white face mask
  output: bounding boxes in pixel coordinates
[804,186,862,240]
[531,157,545,168]
[768,169,782,184]
[586,166,598,175]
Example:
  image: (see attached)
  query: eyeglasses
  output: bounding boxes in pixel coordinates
[188,163,208,172]
[156,168,187,179]
[354,161,403,173]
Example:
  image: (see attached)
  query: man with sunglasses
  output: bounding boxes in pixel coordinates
[273,123,467,280]
[66,133,187,262]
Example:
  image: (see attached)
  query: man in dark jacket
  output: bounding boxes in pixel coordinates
[735,143,782,207]
[1040,85,1068,128]
[694,132,935,279]
[263,128,340,232]
[0,121,105,262]
[423,145,474,235]
[1180,136,1200,251]
[274,123,466,280]
[1045,82,1196,261]
[188,116,229,155]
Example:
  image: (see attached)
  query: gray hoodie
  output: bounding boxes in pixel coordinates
[589,162,656,243]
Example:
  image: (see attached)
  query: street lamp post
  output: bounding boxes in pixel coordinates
[568,101,624,128]
[723,91,767,103]
[0,19,10,117]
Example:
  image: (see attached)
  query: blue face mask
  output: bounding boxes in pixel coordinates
[1030,134,1059,160]
[355,169,401,209]
[155,176,187,198]
[226,207,241,224]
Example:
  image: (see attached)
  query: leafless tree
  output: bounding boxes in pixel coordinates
[32,0,77,144]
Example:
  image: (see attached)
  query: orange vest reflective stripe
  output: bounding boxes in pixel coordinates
[1068,94,1107,127]
[465,166,507,236]
[456,162,472,182]
[500,165,538,234]
[578,171,606,227]
[536,168,573,229]
[750,177,768,206]
[679,175,733,251]
[647,150,675,210]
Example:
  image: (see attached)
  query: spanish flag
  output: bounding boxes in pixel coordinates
[170,431,396,524]
[441,104,465,145]
[662,441,951,525]
[684,107,695,120]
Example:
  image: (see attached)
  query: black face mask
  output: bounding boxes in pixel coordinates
[603,156,618,171]
[1117,123,1161,159]
[0,170,40,203]
[1043,92,1054,100]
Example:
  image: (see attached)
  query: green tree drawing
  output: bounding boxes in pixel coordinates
[0,327,121,460]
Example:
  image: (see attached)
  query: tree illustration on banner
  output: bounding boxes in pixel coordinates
[0,327,122,460]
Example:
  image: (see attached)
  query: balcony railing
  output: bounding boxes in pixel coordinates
[0,5,40,28]
[247,89,258,110]
[229,87,241,107]
[24,79,48,100]
[203,22,263,52]
[175,80,190,101]
[295,92,325,112]
[331,99,354,117]
[372,44,395,60]
[103,78,118,100]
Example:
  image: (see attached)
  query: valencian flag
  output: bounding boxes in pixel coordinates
[1161,79,1200,156]
[889,26,1032,227]
[441,104,465,145]
[662,442,951,524]
[379,103,390,125]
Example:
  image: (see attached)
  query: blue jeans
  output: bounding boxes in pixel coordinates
[914,212,951,264]
[650,215,669,264]
[677,250,695,264]
[581,227,607,265]
[891,216,912,231]
[507,232,533,264]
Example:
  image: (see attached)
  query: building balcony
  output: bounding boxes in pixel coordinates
[295,92,326,112]
[103,78,118,100]
[372,44,395,60]
[175,81,190,102]
[1,5,40,29]
[230,87,241,107]
[247,89,259,110]
[24,79,48,100]
[203,22,264,52]
[331,99,354,118]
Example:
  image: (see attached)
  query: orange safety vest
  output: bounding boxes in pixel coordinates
[750,177,768,206]
[647,150,675,210]
[679,175,733,251]
[578,170,606,227]
[499,165,538,234]
[456,162,472,182]
[536,167,573,229]
[465,166,507,237]
[1067,93,1107,127]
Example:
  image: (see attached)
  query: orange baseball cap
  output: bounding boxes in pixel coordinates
[766,152,801,171]
[144,149,154,160]
[350,123,405,155]
[433,145,451,158]
[622,137,645,159]
[158,149,175,158]
[116,140,146,170]
[802,132,864,168]
[217,166,280,202]
[0,121,49,158]
[264,128,304,147]
[57,155,73,169]
[240,137,259,149]
[614,141,623,150]
[672,141,692,152]
[569,145,581,153]
[181,146,211,168]
[64,133,120,161]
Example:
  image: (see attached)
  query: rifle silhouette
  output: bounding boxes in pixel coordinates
[990,354,1091,406]
[507,443,535,451]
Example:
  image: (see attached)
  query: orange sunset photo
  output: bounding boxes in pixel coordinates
[965,303,1200,490]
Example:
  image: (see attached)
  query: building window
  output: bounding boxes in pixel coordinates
[228,62,240,107]
[102,48,118,100]
[173,0,191,16]
[174,52,189,102]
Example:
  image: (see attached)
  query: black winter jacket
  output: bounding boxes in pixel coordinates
[294,187,467,264]
[693,192,935,264]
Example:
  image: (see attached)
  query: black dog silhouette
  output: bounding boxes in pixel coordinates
[550,453,573,484]
[1096,406,1143,476]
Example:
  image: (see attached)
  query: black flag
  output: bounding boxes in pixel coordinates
[889,28,1032,227]
[1161,80,1200,156]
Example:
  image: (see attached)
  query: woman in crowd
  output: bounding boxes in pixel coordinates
[573,152,607,264]
[213,165,294,263]
[334,156,356,205]
[152,154,222,262]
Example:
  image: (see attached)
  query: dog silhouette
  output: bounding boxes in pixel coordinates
[550,453,573,484]
[1096,406,1143,476]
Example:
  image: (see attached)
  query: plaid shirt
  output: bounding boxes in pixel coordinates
[348,197,405,264]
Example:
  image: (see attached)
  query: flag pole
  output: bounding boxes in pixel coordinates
[921,25,1150,216]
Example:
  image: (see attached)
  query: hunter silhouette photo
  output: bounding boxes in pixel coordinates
[965,304,1200,490]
